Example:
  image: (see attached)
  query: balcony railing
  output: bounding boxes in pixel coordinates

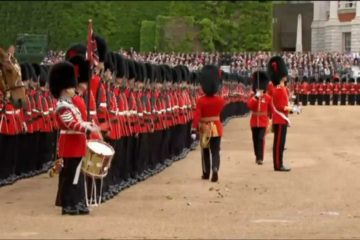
[338,1,356,10]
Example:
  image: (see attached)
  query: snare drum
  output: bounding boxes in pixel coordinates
[81,140,115,178]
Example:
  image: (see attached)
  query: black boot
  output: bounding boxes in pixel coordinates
[201,173,210,180]
[275,166,291,172]
[211,172,218,182]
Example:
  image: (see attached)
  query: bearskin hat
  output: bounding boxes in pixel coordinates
[252,70,269,92]
[134,61,142,82]
[172,67,181,84]
[145,63,154,83]
[93,34,107,62]
[267,56,288,86]
[162,64,172,83]
[115,54,126,78]
[357,77,360,83]
[349,77,355,83]
[25,63,37,82]
[49,61,77,99]
[32,63,41,79]
[126,59,137,80]
[68,55,91,84]
[341,77,347,83]
[302,76,308,83]
[65,43,86,60]
[20,63,29,82]
[39,66,48,87]
[104,52,115,73]
[199,64,221,96]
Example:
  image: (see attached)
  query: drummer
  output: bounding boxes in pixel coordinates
[49,61,101,215]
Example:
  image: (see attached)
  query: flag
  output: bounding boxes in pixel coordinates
[86,19,99,69]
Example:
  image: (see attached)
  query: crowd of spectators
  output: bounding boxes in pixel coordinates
[41,49,360,79]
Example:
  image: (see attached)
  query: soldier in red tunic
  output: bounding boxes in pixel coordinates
[49,61,100,215]
[348,78,356,105]
[340,77,349,105]
[299,76,309,106]
[356,77,360,105]
[267,56,300,172]
[333,76,341,105]
[324,77,333,106]
[247,71,272,165]
[192,65,225,182]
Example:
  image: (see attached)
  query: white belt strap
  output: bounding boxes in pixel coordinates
[271,100,291,127]
[60,130,84,135]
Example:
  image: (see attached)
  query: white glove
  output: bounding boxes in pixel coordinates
[191,133,197,140]
[255,90,262,98]
[292,105,301,114]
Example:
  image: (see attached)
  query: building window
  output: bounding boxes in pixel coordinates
[343,32,351,52]
[338,1,356,10]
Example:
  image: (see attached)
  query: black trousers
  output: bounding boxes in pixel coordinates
[348,95,355,105]
[324,94,330,105]
[127,136,138,179]
[273,124,287,170]
[300,94,308,106]
[55,158,86,209]
[317,94,323,105]
[38,132,54,170]
[333,94,339,105]
[340,94,347,105]
[201,137,221,175]
[0,135,18,183]
[356,94,360,105]
[251,127,266,161]
[309,94,316,105]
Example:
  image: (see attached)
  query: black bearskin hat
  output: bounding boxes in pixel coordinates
[145,63,154,83]
[267,56,288,86]
[302,76,308,82]
[68,55,91,84]
[49,61,77,99]
[25,63,37,82]
[104,52,115,73]
[39,66,48,87]
[115,54,126,78]
[32,63,41,79]
[349,77,355,83]
[65,43,87,60]
[93,34,107,62]
[252,70,269,92]
[20,63,29,81]
[199,64,221,96]
[126,59,137,80]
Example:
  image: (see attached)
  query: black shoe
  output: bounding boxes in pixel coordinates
[256,159,263,165]
[201,173,210,180]
[62,207,79,215]
[211,172,218,182]
[78,207,90,215]
[275,166,291,172]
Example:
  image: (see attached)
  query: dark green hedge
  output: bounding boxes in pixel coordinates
[0,1,272,52]
[140,21,156,52]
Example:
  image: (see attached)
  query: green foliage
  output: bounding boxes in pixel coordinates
[140,21,156,52]
[0,1,272,52]
[155,15,197,52]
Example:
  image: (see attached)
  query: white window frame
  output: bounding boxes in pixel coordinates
[338,1,356,10]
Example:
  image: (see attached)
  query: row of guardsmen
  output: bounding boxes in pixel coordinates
[61,38,251,201]
[0,37,252,196]
[292,76,360,106]
[0,62,57,186]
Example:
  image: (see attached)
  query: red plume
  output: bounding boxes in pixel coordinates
[271,61,278,73]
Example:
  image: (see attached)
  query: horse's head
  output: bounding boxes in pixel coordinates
[0,48,26,109]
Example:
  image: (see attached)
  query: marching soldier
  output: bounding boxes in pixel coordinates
[356,77,360,105]
[309,76,317,105]
[299,76,309,106]
[267,56,300,172]
[317,77,325,106]
[324,77,332,106]
[333,76,341,105]
[340,77,348,105]
[192,65,225,182]
[348,78,356,105]
[247,71,272,165]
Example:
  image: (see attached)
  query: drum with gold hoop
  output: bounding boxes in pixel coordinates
[81,140,114,178]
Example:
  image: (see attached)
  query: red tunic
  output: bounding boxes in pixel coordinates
[56,96,91,158]
[247,93,272,128]
[272,86,289,125]
[192,95,225,137]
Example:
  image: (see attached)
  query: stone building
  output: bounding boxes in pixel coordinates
[312,1,360,52]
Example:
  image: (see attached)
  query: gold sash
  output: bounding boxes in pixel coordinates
[199,116,220,148]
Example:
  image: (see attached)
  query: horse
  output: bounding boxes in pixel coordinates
[0,47,26,109]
